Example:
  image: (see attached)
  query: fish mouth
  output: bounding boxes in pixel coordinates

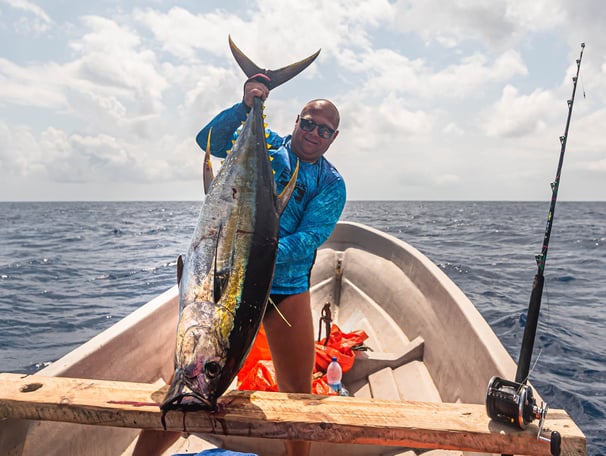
[160,369,216,412]
[160,392,214,412]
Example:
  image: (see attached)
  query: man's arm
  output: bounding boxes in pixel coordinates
[196,79,273,158]
[277,178,346,264]
[195,102,249,158]
[195,101,286,160]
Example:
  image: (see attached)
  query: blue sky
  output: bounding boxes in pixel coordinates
[1,0,605,201]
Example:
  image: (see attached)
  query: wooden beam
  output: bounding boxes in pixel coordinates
[0,373,585,455]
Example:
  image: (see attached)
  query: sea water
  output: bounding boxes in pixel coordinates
[1,201,604,454]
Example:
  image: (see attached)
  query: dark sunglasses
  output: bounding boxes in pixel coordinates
[298,117,336,139]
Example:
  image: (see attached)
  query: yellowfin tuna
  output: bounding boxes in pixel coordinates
[161,37,318,411]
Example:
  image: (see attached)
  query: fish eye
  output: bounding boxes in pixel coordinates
[204,361,222,379]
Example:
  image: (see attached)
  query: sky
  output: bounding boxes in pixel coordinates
[1,0,605,201]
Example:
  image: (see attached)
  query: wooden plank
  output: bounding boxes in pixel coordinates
[0,373,585,456]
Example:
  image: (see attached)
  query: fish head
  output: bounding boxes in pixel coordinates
[161,301,231,411]
[178,319,226,391]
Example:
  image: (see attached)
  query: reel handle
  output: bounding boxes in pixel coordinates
[538,430,561,456]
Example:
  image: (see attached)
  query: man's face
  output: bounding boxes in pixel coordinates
[291,103,339,163]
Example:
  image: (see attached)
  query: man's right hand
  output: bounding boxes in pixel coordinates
[243,80,270,108]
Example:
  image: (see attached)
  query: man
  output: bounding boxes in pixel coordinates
[134,79,345,456]
[198,78,346,456]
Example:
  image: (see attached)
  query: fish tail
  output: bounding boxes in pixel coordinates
[228,35,320,90]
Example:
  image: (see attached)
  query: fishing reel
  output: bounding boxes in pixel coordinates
[486,376,561,456]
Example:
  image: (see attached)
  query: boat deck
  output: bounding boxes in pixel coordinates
[0,222,585,456]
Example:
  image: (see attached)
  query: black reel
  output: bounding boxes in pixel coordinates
[486,376,561,456]
[486,376,543,428]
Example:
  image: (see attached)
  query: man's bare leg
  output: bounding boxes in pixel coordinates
[263,291,315,456]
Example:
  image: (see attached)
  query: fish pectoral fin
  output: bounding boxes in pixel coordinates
[177,255,184,286]
[203,128,215,194]
[276,158,300,215]
[211,224,229,303]
[213,268,231,303]
[228,35,320,91]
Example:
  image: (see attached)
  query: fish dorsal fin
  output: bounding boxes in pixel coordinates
[177,255,184,286]
[276,158,300,215]
[203,128,215,194]
[228,35,320,91]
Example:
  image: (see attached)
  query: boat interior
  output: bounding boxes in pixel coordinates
[2,222,515,456]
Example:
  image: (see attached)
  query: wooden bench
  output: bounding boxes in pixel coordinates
[0,373,585,455]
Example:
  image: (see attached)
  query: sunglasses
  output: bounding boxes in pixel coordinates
[298,117,336,139]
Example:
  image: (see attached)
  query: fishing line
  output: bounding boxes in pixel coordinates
[580,73,586,98]
[268,296,292,327]
[520,349,544,385]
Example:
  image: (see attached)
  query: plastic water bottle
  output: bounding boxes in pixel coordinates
[326,356,342,394]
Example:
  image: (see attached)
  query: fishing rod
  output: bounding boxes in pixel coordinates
[485,43,585,456]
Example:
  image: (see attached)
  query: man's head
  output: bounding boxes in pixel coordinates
[291,99,340,163]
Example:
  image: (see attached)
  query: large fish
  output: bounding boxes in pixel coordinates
[161,37,319,412]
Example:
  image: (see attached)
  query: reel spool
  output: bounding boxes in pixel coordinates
[486,376,561,455]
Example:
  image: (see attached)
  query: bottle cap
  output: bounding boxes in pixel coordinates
[332,356,337,362]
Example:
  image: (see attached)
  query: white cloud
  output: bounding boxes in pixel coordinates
[337,48,527,104]
[133,7,245,61]
[391,0,566,49]
[70,16,168,114]
[0,58,67,108]
[483,85,556,137]
[0,1,604,201]
[4,0,53,33]
[443,122,464,136]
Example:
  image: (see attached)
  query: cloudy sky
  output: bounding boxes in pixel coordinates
[1,0,604,201]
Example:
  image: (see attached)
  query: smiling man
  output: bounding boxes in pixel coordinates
[194,77,346,456]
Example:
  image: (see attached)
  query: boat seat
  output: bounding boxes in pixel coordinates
[368,367,400,401]
[344,337,441,403]
[364,360,441,403]
[344,336,424,384]
[393,360,442,402]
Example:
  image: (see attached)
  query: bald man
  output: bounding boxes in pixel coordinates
[195,80,346,456]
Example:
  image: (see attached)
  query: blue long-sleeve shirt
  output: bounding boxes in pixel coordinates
[196,102,346,294]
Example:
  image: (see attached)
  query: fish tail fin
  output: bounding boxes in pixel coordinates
[228,35,320,90]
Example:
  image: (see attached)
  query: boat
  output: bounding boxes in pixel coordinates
[0,221,584,455]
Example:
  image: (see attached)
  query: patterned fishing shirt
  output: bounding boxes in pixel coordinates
[196,102,346,294]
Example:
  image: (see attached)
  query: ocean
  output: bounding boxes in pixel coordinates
[1,200,604,454]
